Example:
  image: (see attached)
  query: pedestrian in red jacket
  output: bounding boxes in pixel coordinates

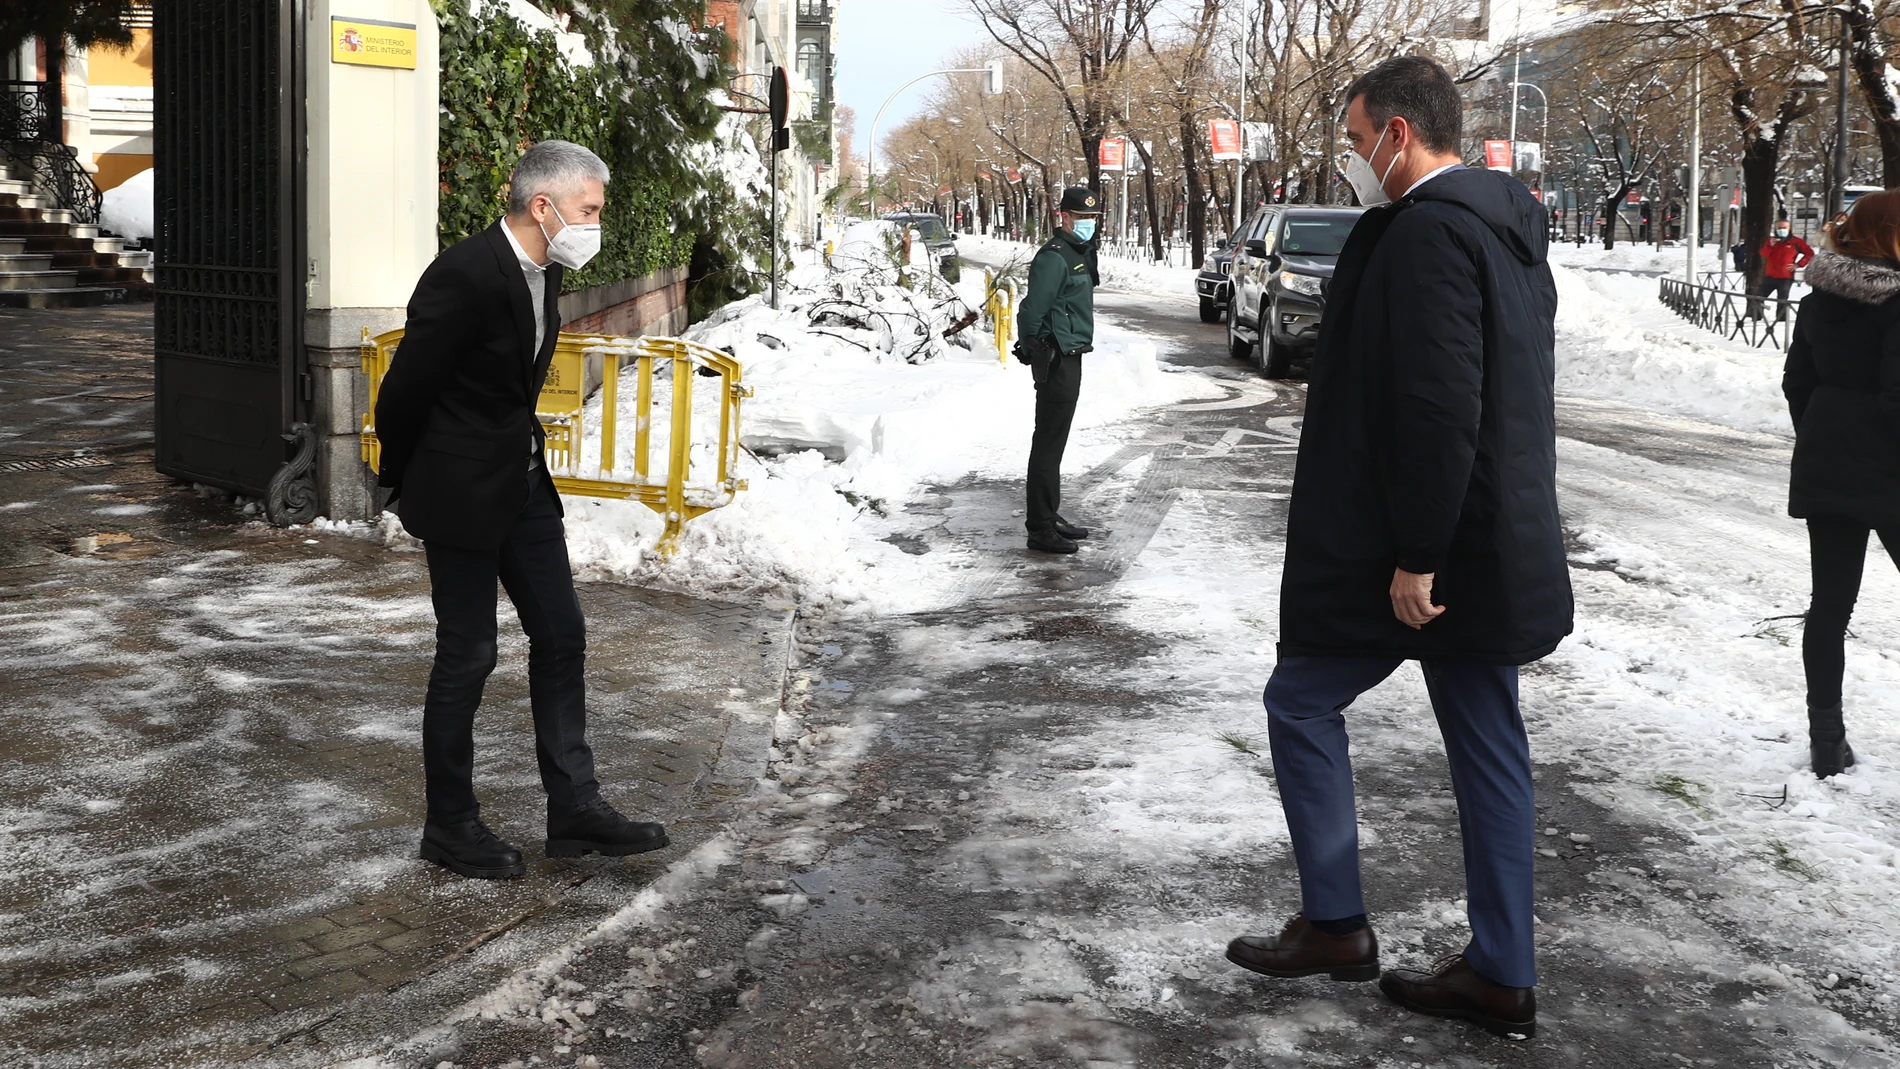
[1756,222,1815,320]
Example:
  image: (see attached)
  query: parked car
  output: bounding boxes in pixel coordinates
[1193,224,1246,323]
[880,211,960,280]
[1226,205,1365,377]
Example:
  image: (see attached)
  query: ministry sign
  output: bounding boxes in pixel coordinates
[331,17,418,69]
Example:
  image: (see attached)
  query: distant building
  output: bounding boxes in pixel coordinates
[707,0,842,245]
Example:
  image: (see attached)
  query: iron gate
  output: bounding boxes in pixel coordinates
[152,0,309,511]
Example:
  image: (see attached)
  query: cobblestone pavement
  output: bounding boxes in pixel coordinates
[0,307,793,1067]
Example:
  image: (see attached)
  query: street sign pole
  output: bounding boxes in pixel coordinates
[1686,60,1701,286]
[769,67,789,311]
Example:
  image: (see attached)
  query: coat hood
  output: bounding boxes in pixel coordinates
[1804,250,1900,305]
[1405,166,1548,268]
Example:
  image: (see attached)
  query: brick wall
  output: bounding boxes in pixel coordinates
[557,265,688,338]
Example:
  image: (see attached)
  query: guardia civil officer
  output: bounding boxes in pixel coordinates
[375,140,670,880]
[1014,186,1102,554]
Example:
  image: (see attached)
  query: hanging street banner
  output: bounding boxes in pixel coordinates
[1514,141,1543,173]
[1209,120,1242,161]
[1008,168,1023,184]
[1099,138,1127,171]
[1483,140,1512,171]
[330,17,418,69]
[1627,189,1644,204]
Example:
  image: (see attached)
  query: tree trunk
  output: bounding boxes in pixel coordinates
[1142,152,1163,262]
[1600,183,1633,250]
[1081,131,1103,192]
[1844,6,1900,187]
[1740,135,1779,293]
[1182,112,1208,268]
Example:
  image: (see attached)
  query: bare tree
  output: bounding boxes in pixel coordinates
[968,0,1166,192]
[1625,0,1830,286]
[1842,0,1900,187]
[1139,0,1225,265]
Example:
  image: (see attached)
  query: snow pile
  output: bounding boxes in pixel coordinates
[501,0,592,65]
[1551,262,1792,437]
[1548,241,1730,275]
[550,242,1216,610]
[99,167,153,240]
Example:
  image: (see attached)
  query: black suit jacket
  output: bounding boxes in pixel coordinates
[375,222,564,551]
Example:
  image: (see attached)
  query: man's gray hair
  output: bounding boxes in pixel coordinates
[507,140,610,214]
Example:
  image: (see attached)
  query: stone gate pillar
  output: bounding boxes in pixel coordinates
[301,0,438,521]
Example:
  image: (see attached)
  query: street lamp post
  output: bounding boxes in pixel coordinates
[1234,0,1264,232]
[1508,79,1548,190]
[1685,60,1702,285]
[867,61,1004,218]
[1830,12,1851,218]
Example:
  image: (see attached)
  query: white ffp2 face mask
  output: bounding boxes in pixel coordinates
[540,202,602,270]
[1343,127,1402,208]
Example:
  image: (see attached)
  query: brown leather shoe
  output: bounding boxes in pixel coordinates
[1379,954,1536,1039]
[1225,914,1379,981]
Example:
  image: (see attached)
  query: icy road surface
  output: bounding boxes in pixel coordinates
[367,263,1899,1069]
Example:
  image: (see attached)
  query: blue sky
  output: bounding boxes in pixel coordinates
[834,0,993,157]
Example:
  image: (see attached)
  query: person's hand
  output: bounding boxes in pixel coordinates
[1390,568,1445,629]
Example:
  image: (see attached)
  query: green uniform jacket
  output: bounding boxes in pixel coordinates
[1016,230,1096,355]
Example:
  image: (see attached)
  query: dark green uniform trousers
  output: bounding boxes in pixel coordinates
[1026,351,1081,533]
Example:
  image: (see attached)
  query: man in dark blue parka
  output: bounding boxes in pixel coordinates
[1222,57,1571,1041]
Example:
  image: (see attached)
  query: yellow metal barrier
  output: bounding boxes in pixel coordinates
[359,328,751,555]
[983,269,1017,364]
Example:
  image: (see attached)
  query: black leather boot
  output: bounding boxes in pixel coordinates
[1809,703,1857,778]
[420,818,525,879]
[547,800,669,858]
[1053,514,1090,540]
[1026,527,1078,554]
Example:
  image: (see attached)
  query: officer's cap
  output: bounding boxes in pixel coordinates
[1058,186,1103,215]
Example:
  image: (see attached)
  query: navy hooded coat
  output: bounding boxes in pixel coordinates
[1277,167,1573,665]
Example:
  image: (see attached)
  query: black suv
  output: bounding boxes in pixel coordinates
[1225,205,1364,377]
[880,212,960,279]
[1193,223,1245,323]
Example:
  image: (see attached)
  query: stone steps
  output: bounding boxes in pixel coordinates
[0,252,57,273]
[0,162,152,301]
[0,269,80,290]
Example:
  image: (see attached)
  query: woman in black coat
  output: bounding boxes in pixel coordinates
[1782,189,1900,777]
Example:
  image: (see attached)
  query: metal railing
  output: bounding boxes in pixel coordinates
[1,80,105,225]
[0,80,52,141]
[1658,277,1799,351]
[360,329,752,555]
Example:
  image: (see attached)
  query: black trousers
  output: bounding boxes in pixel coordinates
[420,475,600,824]
[1753,276,1795,320]
[1805,516,1900,709]
[1026,352,1081,533]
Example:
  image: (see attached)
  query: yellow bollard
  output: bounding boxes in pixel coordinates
[985,275,1016,364]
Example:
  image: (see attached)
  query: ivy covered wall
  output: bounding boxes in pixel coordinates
[432,0,769,313]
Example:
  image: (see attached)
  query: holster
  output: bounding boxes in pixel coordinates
[1016,334,1057,385]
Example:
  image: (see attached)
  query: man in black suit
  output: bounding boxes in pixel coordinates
[375,140,668,879]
